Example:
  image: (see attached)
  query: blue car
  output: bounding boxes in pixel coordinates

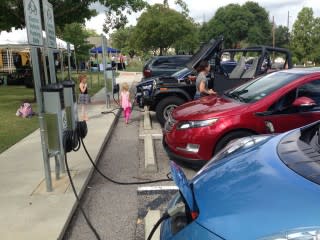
[160,121,320,240]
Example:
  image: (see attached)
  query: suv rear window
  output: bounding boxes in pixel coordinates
[152,56,191,68]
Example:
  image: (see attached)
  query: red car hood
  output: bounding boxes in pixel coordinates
[172,95,245,120]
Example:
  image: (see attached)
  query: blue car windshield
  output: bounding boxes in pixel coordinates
[225,72,303,103]
[171,67,192,78]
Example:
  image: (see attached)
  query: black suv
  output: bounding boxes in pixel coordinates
[142,55,191,79]
[136,37,293,126]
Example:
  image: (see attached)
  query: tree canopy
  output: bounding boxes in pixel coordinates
[110,26,137,58]
[131,4,197,55]
[201,2,271,48]
[61,23,93,62]
[290,7,320,64]
[274,25,289,48]
[0,0,147,32]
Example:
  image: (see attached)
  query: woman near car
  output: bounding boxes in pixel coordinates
[194,60,216,100]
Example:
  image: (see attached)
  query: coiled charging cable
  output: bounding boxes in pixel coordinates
[63,120,172,239]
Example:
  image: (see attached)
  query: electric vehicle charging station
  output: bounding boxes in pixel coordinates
[62,80,77,132]
[41,83,67,174]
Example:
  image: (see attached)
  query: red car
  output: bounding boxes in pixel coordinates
[163,68,320,168]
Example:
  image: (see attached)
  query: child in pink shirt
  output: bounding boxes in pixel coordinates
[120,82,132,124]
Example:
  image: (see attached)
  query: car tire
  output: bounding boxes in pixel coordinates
[156,96,185,126]
[214,130,254,155]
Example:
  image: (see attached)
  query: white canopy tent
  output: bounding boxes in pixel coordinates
[0,28,74,73]
[0,28,74,50]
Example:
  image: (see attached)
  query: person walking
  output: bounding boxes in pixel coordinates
[120,82,132,124]
[194,60,216,100]
[78,74,90,121]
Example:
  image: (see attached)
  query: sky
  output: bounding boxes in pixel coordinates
[85,0,320,36]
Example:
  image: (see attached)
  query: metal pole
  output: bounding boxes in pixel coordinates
[60,49,64,81]
[101,35,110,108]
[67,43,72,80]
[42,48,49,84]
[73,47,78,73]
[272,16,275,62]
[48,48,57,83]
[31,47,53,192]
[6,48,9,72]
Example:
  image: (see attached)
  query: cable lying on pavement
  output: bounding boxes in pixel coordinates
[64,152,102,240]
[80,137,172,185]
[63,119,172,240]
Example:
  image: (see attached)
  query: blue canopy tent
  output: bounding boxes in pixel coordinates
[90,46,120,54]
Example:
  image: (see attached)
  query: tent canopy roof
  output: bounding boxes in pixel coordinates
[0,28,74,50]
[90,46,120,54]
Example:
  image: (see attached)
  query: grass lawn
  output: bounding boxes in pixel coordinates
[124,59,143,72]
[0,71,108,154]
[0,86,39,153]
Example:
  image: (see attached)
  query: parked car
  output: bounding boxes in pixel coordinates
[142,55,192,79]
[160,121,320,239]
[136,37,292,126]
[163,68,320,168]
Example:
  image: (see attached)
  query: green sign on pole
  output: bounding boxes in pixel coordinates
[23,0,43,46]
[43,0,57,49]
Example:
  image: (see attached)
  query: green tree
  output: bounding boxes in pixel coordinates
[0,0,147,32]
[312,18,320,64]
[291,7,317,64]
[201,2,271,48]
[102,0,147,34]
[61,23,93,64]
[243,1,272,45]
[203,4,251,48]
[132,4,196,55]
[110,26,137,58]
[274,25,290,48]
[172,22,200,54]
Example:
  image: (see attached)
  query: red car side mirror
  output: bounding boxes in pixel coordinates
[292,96,316,108]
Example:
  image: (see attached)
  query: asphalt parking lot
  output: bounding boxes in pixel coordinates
[63,99,196,240]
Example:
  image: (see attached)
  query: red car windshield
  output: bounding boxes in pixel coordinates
[225,72,303,103]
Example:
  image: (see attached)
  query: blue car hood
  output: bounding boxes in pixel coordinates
[170,161,196,212]
[190,133,320,239]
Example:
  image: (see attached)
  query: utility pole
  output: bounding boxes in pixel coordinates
[287,11,290,30]
[272,16,275,48]
[272,16,275,62]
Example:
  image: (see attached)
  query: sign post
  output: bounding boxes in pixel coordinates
[43,0,58,84]
[23,0,53,191]
[101,35,111,108]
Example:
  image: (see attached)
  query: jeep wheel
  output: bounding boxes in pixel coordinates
[156,96,185,126]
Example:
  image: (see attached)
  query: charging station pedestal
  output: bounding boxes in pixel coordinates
[41,83,67,175]
[62,80,77,132]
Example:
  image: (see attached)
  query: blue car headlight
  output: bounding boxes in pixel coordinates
[198,135,271,175]
[177,118,219,130]
[214,135,271,160]
[259,227,320,240]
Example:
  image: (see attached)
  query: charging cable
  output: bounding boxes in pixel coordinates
[62,119,172,240]
[80,137,172,185]
[64,153,101,240]
[147,203,185,240]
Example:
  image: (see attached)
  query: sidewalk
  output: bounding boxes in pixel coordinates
[0,72,141,240]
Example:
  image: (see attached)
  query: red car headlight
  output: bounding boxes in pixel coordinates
[176,118,219,130]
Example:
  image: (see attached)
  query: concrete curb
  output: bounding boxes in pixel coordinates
[57,109,121,240]
[144,134,157,172]
[145,210,161,240]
